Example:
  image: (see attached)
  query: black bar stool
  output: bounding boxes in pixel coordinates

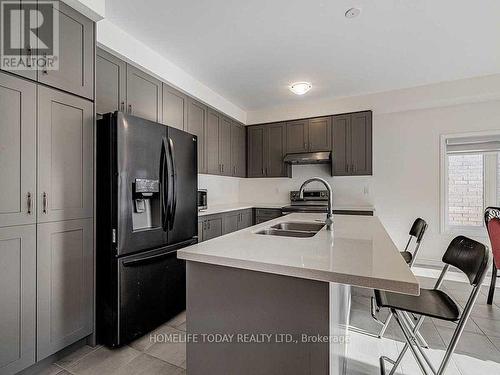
[368,218,428,341]
[374,236,490,375]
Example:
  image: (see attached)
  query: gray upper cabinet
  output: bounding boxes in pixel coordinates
[350,111,372,175]
[0,225,36,374]
[37,86,93,223]
[332,111,372,176]
[231,122,246,177]
[187,98,207,173]
[247,126,266,177]
[0,1,37,81]
[126,65,162,122]
[38,2,94,99]
[206,109,220,174]
[286,119,309,153]
[37,218,93,360]
[332,114,349,176]
[162,84,187,130]
[219,116,232,176]
[266,123,287,177]
[0,72,36,228]
[96,48,126,115]
[286,117,331,153]
[248,123,288,178]
[308,117,332,151]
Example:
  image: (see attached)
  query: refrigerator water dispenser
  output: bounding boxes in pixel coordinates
[132,178,160,230]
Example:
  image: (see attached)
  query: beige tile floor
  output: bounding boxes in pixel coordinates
[43,277,499,375]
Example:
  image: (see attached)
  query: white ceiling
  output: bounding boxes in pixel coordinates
[105,0,500,111]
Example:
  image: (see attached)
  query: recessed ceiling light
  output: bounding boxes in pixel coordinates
[345,7,361,18]
[289,82,312,95]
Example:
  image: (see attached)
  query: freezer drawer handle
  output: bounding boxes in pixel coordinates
[122,250,174,267]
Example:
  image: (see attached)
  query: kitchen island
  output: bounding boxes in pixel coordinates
[177,213,419,375]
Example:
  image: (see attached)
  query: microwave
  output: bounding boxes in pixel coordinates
[197,189,207,211]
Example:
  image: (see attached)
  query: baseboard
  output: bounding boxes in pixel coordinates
[18,336,91,375]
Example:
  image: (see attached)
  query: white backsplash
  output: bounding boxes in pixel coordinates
[239,164,373,206]
[198,174,242,205]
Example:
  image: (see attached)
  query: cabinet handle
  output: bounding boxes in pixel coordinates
[128,104,132,114]
[27,192,32,214]
[261,168,264,176]
[222,164,224,173]
[120,101,125,112]
[42,53,48,74]
[42,192,48,214]
[233,166,236,175]
[304,142,307,149]
[26,46,32,67]
[265,167,268,176]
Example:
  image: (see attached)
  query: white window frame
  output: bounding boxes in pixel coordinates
[440,131,500,236]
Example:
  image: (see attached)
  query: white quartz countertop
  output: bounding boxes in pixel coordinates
[198,203,375,217]
[178,213,419,295]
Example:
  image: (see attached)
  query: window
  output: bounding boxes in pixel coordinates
[442,133,500,234]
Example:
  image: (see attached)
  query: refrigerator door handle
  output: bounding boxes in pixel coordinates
[160,137,168,232]
[167,137,178,230]
[122,249,174,267]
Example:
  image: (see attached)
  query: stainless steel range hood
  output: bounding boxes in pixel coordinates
[283,151,331,165]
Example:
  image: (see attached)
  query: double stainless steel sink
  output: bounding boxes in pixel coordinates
[255,221,325,238]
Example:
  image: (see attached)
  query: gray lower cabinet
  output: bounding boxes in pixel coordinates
[162,84,187,130]
[200,215,223,241]
[222,209,253,234]
[38,2,94,99]
[247,123,288,178]
[37,87,94,223]
[187,98,207,173]
[223,212,239,234]
[332,111,372,176]
[96,48,126,115]
[126,65,162,122]
[255,208,282,224]
[0,225,36,375]
[200,209,254,241]
[37,218,93,360]
[0,72,37,228]
[239,210,253,228]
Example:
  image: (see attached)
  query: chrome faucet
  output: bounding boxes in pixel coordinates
[298,177,333,231]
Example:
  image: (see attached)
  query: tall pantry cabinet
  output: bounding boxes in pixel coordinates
[0,3,95,374]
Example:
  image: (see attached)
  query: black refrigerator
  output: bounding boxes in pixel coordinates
[96,112,197,347]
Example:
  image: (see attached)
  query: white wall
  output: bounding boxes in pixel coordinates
[198,174,241,205]
[96,19,247,124]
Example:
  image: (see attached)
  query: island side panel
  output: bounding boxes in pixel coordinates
[186,261,347,375]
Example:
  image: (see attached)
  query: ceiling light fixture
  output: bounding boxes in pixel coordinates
[345,7,361,18]
[289,82,312,95]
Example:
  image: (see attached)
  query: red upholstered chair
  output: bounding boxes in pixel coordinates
[484,207,500,304]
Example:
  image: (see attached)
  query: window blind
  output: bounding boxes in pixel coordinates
[446,135,500,154]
